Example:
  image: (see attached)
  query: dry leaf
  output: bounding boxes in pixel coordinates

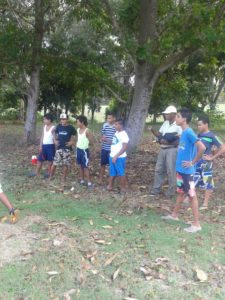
[112,268,120,281]
[95,239,106,245]
[89,219,94,226]
[194,267,208,282]
[64,289,76,300]
[102,225,113,229]
[53,239,62,246]
[104,253,118,267]
[47,271,59,276]
[124,297,138,300]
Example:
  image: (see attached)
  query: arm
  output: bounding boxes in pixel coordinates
[112,143,128,163]
[39,129,44,152]
[204,144,225,161]
[182,140,206,168]
[151,128,161,138]
[86,129,94,145]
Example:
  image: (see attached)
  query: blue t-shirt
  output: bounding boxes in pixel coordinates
[176,127,198,174]
[198,131,222,155]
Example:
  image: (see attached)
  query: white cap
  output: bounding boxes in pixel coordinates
[162,105,177,114]
[60,113,68,119]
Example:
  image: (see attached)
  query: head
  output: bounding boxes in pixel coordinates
[60,113,68,126]
[197,115,209,133]
[106,112,116,125]
[176,108,192,126]
[114,119,124,131]
[162,106,177,122]
[76,115,88,128]
[43,113,53,125]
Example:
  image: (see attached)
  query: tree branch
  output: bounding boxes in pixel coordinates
[105,85,127,104]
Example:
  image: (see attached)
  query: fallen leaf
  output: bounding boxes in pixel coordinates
[95,239,106,245]
[89,219,94,226]
[104,253,118,267]
[112,268,120,281]
[47,271,59,276]
[64,289,76,300]
[53,239,63,246]
[194,267,208,282]
[124,297,138,300]
[102,225,113,229]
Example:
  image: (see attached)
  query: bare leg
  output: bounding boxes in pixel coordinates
[79,167,84,181]
[35,161,43,176]
[108,176,115,190]
[62,165,69,183]
[0,192,13,211]
[172,193,185,217]
[190,195,200,227]
[84,168,91,183]
[202,190,213,207]
[99,165,106,183]
[47,162,53,175]
[120,176,127,192]
[49,165,56,181]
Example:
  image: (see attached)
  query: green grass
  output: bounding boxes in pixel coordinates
[0,124,225,299]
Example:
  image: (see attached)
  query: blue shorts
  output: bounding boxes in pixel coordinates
[194,160,214,190]
[109,157,126,177]
[101,149,110,166]
[76,148,89,168]
[38,144,55,162]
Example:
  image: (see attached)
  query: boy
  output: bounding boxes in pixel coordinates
[49,113,76,184]
[162,108,205,233]
[108,119,129,193]
[30,113,55,178]
[150,106,182,197]
[0,182,18,223]
[195,115,225,209]
[99,112,116,184]
[76,115,93,187]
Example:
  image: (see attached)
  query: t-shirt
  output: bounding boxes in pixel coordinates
[55,124,76,150]
[176,127,198,174]
[159,121,182,148]
[101,123,116,151]
[198,131,222,155]
[110,130,129,158]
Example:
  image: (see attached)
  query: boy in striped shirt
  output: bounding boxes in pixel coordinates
[99,112,116,184]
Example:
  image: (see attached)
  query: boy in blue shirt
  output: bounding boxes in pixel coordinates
[195,115,225,209]
[162,108,205,233]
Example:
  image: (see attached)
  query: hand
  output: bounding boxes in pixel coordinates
[66,141,73,147]
[112,155,118,163]
[55,140,59,146]
[101,136,107,142]
[39,147,42,154]
[182,161,193,168]
[203,154,213,161]
[160,139,168,145]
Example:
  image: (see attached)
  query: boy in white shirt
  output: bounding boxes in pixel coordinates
[108,119,129,193]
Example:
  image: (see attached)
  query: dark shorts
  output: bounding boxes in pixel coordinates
[38,144,55,162]
[76,148,89,168]
[109,157,126,177]
[101,149,110,166]
[176,172,196,197]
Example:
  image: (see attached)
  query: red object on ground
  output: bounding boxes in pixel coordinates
[31,155,37,165]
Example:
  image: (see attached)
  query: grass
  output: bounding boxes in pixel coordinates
[0,123,225,299]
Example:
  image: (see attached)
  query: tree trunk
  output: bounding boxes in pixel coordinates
[24,67,40,143]
[23,0,45,143]
[126,63,154,151]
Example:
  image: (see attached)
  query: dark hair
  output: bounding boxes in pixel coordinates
[77,115,88,126]
[106,111,115,117]
[179,108,192,123]
[115,118,125,127]
[198,115,210,125]
[44,113,54,122]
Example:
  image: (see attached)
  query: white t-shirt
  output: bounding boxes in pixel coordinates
[110,130,129,158]
[159,120,182,136]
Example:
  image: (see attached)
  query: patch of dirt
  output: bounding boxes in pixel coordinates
[0,215,43,266]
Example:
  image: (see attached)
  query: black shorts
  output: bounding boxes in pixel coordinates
[101,149,110,166]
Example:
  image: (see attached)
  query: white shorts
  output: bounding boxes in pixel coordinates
[0,183,3,193]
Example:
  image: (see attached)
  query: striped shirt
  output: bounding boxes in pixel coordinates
[101,123,116,151]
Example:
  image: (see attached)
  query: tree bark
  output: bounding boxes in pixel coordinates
[24,0,45,144]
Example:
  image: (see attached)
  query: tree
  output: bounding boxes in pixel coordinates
[101,0,225,150]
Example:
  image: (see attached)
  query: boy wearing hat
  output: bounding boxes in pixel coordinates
[49,113,76,184]
[150,105,182,197]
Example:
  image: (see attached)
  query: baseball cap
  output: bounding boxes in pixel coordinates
[162,105,177,114]
[60,113,68,119]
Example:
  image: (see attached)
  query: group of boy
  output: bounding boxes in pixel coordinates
[31,112,129,192]
[150,106,225,233]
